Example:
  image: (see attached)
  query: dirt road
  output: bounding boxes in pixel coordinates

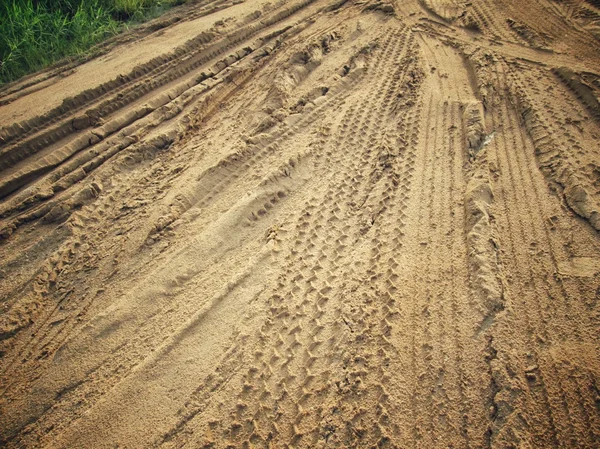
[1,0,600,447]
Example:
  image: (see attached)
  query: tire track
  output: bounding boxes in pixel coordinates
[400,35,490,448]
[0,0,325,204]
[0,10,339,240]
[0,26,366,432]
[0,0,305,150]
[499,65,600,446]
[482,58,600,447]
[0,0,599,447]
[488,63,564,447]
[152,24,412,448]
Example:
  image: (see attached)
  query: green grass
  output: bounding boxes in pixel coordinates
[0,0,182,85]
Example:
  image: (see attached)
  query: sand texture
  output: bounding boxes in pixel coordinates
[1,0,600,447]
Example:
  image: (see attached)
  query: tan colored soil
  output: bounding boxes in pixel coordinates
[1,0,600,447]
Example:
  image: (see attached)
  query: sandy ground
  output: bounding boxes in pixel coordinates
[1,0,600,447]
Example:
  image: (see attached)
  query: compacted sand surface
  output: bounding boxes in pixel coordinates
[1,0,600,447]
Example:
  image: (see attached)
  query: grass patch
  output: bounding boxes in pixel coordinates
[0,0,183,85]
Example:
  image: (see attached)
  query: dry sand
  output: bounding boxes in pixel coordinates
[1,0,600,447]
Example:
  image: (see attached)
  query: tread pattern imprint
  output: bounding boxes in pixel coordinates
[0,0,599,448]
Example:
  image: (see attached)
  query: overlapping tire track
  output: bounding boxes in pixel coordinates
[0,0,599,447]
[0,0,325,208]
[158,23,417,448]
[478,56,600,447]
